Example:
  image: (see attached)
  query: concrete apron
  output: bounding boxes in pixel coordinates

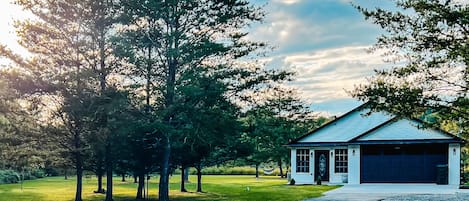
[311,184,468,201]
[329,184,461,194]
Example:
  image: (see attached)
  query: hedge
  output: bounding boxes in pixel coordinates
[179,166,283,176]
[0,169,46,184]
[0,169,20,184]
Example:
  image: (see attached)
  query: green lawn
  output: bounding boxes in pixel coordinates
[0,175,338,201]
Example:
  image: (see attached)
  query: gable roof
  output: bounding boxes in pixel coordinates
[288,103,464,147]
[356,119,454,141]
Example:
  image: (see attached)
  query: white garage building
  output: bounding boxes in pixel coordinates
[287,104,463,185]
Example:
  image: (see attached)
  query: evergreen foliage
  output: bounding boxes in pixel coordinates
[0,1,326,200]
[353,0,468,137]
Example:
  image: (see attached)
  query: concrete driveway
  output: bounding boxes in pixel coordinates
[308,184,469,201]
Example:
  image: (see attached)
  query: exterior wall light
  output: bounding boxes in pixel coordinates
[352,149,355,156]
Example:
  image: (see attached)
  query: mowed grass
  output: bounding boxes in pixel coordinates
[0,175,338,201]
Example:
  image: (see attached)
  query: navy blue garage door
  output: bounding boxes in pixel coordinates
[361,144,448,183]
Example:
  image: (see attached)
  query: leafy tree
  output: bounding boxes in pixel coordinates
[0,73,63,186]
[86,135,105,193]
[0,1,305,201]
[2,1,128,200]
[111,6,165,198]
[109,110,160,199]
[353,0,468,136]
[171,66,244,192]
[116,1,270,200]
[88,88,140,200]
[0,79,18,169]
[0,101,44,172]
[0,0,110,200]
[242,87,319,178]
[84,1,123,199]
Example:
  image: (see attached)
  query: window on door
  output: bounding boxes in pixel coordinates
[296,149,310,173]
[334,149,348,173]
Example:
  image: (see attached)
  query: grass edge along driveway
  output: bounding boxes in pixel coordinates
[0,175,338,201]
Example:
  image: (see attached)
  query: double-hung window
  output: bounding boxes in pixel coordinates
[334,149,348,173]
[296,149,310,173]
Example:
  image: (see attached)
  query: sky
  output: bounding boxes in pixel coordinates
[0,0,397,116]
[247,0,398,115]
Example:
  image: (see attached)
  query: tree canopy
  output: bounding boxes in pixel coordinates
[353,0,468,137]
[0,1,325,201]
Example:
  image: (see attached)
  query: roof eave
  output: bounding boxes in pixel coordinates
[287,142,350,147]
[287,139,464,148]
[351,139,464,145]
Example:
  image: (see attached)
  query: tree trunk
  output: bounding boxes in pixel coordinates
[158,9,179,198]
[136,173,145,199]
[133,174,137,183]
[98,22,107,92]
[180,165,187,192]
[158,137,171,201]
[75,163,83,201]
[74,130,83,201]
[64,168,68,180]
[145,46,152,106]
[95,170,104,193]
[105,143,113,201]
[278,159,284,178]
[196,164,202,193]
[97,173,103,193]
[121,174,125,182]
[255,163,259,178]
[146,175,149,199]
[97,18,112,201]
[184,167,190,182]
[95,159,105,193]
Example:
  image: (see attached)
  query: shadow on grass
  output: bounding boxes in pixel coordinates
[83,191,223,201]
[0,176,338,201]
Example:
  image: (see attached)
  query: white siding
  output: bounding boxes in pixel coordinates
[348,145,360,184]
[291,143,460,185]
[329,147,348,184]
[448,143,461,185]
[291,147,350,184]
[291,149,296,175]
[290,148,313,184]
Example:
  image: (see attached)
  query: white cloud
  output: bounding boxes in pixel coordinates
[265,45,388,103]
[247,1,381,56]
[249,11,342,50]
[272,0,302,5]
